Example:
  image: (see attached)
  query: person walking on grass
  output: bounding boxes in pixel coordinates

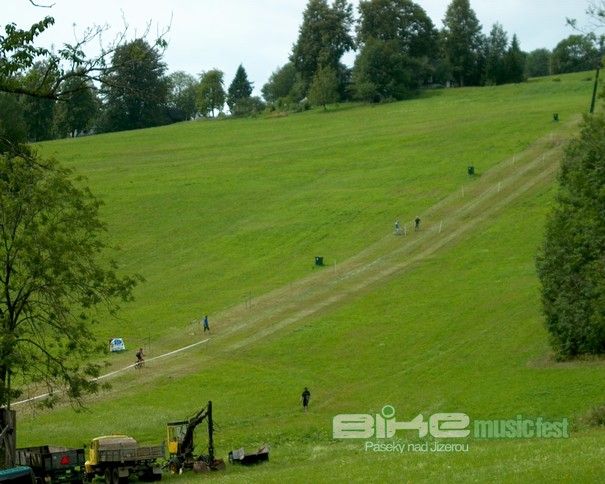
[395,220,401,235]
[135,347,144,369]
[301,387,311,412]
[415,216,421,231]
[203,315,210,333]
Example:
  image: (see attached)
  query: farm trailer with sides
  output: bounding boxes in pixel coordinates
[15,446,84,483]
[84,436,162,484]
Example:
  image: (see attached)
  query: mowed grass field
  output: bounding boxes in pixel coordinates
[16,72,605,482]
[37,72,594,345]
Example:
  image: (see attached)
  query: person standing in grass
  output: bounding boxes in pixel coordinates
[203,315,210,332]
[301,387,311,411]
[395,220,401,235]
[415,216,421,231]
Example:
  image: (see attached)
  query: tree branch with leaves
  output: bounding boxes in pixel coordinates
[0,12,169,101]
[0,151,142,410]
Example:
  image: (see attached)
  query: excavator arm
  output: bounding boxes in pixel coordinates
[180,405,208,458]
[167,401,223,473]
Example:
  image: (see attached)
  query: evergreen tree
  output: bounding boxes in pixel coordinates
[504,34,526,83]
[227,64,254,115]
[484,23,508,85]
[537,114,605,358]
[442,0,483,86]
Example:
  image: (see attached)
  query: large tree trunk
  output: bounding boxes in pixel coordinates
[0,408,16,469]
[0,366,5,408]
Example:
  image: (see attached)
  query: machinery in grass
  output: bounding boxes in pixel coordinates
[228,445,269,466]
[84,435,162,484]
[165,401,225,473]
[16,445,85,483]
[7,400,266,482]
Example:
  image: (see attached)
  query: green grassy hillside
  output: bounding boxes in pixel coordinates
[17,72,605,482]
[38,73,593,346]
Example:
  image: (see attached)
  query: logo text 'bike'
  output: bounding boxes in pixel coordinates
[333,405,470,439]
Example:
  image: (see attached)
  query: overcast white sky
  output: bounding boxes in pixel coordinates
[2,1,593,95]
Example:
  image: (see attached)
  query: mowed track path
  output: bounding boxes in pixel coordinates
[14,122,574,406]
[210,128,568,352]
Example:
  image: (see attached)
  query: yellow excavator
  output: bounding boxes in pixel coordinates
[165,401,225,473]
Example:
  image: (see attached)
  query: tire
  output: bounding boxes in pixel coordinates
[112,469,120,484]
[104,469,112,484]
[140,470,162,482]
[168,461,179,475]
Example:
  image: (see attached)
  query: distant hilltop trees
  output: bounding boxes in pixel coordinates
[262,0,602,110]
[1,0,603,142]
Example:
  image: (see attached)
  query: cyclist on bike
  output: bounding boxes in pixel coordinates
[135,348,144,368]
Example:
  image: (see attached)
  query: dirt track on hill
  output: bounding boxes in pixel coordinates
[212,130,567,352]
[13,122,574,407]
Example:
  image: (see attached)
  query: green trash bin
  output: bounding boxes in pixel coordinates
[315,256,324,267]
[467,166,475,176]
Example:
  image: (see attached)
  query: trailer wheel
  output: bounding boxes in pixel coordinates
[140,469,162,482]
[112,469,120,484]
[168,461,180,475]
[104,469,112,484]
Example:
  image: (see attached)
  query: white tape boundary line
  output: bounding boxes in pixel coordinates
[221,146,559,340]
[12,338,210,407]
[10,131,570,408]
[226,152,561,351]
